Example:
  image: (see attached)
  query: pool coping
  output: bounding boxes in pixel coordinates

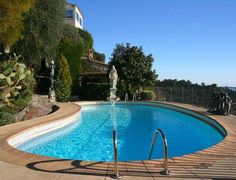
[1,101,236,179]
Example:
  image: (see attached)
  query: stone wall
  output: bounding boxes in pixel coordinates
[14,106,30,122]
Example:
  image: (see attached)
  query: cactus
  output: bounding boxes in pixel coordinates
[0,54,33,106]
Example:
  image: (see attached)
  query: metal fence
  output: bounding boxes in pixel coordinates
[156,86,236,116]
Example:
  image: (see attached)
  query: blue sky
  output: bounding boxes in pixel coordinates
[69,0,236,87]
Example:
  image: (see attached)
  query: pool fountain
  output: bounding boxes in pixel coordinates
[132,93,137,102]
[125,93,128,102]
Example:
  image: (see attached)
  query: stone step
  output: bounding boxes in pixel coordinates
[32,94,50,104]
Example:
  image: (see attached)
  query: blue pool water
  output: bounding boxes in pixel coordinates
[17,104,225,161]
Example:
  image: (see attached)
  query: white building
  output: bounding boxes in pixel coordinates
[65,2,84,29]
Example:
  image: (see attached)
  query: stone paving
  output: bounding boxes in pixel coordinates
[0,102,236,180]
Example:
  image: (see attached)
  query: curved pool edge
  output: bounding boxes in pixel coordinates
[1,101,236,179]
[0,103,81,162]
[8,103,81,147]
[76,101,227,137]
[150,101,227,137]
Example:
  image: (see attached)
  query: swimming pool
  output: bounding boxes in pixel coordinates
[16,103,225,161]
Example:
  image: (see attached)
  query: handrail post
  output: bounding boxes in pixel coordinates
[148,131,158,160]
[148,129,170,175]
[112,130,122,179]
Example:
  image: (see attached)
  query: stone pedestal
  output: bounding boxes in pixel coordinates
[108,88,120,101]
[110,88,117,99]
[49,89,56,103]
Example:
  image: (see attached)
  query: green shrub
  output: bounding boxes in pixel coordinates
[0,54,35,106]
[62,25,83,44]
[0,53,35,126]
[79,83,110,100]
[54,80,71,102]
[60,26,94,95]
[0,95,32,116]
[19,70,36,98]
[62,26,93,51]
[116,82,129,100]
[140,90,156,101]
[55,54,72,102]
[0,112,15,126]
[231,105,236,115]
[94,51,105,62]
[55,54,72,87]
[13,95,31,111]
[0,105,16,114]
[78,29,93,50]
[60,42,84,94]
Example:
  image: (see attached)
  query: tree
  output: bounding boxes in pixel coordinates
[157,79,178,87]
[54,54,72,102]
[78,29,94,51]
[94,51,105,62]
[109,44,158,93]
[60,25,94,94]
[55,54,72,87]
[60,42,84,85]
[14,0,65,72]
[0,0,35,52]
[62,25,84,45]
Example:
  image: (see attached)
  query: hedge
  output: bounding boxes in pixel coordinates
[79,83,110,100]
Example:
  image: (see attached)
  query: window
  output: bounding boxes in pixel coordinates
[76,13,83,27]
[65,9,73,18]
[80,18,83,26]
[76,13,80,22]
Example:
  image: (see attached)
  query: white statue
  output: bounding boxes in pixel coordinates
[109,65,118,89]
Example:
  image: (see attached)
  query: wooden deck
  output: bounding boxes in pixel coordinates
[0,102,236,180]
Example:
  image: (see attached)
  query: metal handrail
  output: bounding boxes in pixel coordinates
[112,130,122,179]
[148,128,170,175]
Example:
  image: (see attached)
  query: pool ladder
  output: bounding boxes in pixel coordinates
[112,130,122,179]
[112,128,170,179]
[148,128,170,175]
